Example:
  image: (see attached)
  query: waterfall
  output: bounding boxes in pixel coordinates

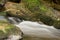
[7,17,60,39]
[16,21,60,38]
[7,17,22,24]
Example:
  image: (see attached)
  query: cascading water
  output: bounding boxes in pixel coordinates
[7,17,60,40]
[7,17,22,24]
[16,21,60,38]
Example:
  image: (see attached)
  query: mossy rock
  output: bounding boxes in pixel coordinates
[53,20,60,29]
[0,18,23,39]
[5,0,60,29]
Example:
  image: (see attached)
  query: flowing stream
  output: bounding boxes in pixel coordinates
[0,16,60,40]
[8,17,60,40]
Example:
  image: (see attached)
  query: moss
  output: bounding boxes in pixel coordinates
[53,20,60,29]
[0,12,6,16]
[5,25,21,35]
[22,0,48,12]
[5,0,60,27]
[22,0,40,11]
[0,19,21,39]
[0,30,8,38]
[35,14,54,26]
[40,16,54,26]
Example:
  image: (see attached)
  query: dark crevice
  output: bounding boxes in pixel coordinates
[0,0,6,11]
[9,0,21,3]
[53,0,60,4]
[54,8,60,11]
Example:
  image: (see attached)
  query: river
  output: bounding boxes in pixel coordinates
[16,21,60,40]
[0,16,60,40]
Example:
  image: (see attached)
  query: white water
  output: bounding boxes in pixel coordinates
[7,35,22,40]
[7,17,60,39]
[15,21,60,38]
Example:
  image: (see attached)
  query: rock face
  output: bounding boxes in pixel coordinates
[0,16,23,40]
[0,0,60,28]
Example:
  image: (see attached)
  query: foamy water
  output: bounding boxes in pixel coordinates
[7,35,22,40]
[7,17,60,40]
[15,21,60,38]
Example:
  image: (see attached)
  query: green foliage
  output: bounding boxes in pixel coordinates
[0,12,6,16]
[23,0,48,12]
[0,20,16,33]
[39,5,48,12]
[23,0,40,11]
[0,30,7,38]
[22,0,57,26]
[0,20,20,37]
[5,26,20,35]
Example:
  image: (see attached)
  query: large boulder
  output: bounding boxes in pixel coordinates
[4,0,60,29]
